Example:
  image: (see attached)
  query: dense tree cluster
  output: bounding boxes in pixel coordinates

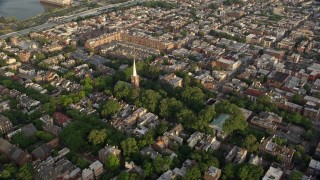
[223,0,244,6]
[100,100,121,119]
[215,100,247,135]
[88,129,107,145]
[120,138,139,157]
[0,75,52,104]
[142,1,177,10]
[0,163,34,180]
[227,92,312,129]
[11,133,38,149]
[105,154,120,172]
[66,151,89,169]
[209,30,245,43]
[59,111,126,152]
[221,163,264,180]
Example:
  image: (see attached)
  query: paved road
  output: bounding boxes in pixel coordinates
[0,0,145,40]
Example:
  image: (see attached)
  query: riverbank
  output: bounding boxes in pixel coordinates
[0,2,100,36]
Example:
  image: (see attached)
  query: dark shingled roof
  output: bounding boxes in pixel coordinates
[0,138,31,166]
[21,123,37,137]
[32,144,53,160]
[273,72,289,83]
[0,138,12,154]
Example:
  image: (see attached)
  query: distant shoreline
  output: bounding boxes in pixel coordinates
[39,0,70,7]
[0,0,58,20]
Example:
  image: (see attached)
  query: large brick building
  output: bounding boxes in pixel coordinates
[85,31,174,51]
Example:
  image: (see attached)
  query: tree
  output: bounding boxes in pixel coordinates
[191,151,219,172]
[16,163,34,180]
[114,81,132,100]
[60,128,85,151]
[179,145,192,159]
[257,95,272,105]
[304,129,313,141]
[11,132,37,149]
[100,100,120,118]
[117,172,130,180]
[143,161,154,177]
[58,95,73,107]
[34,53,46,61]
[121,138,139,157]
[159,98,184,120]
[156,121,169,135]
[177,108,197,127]
[88,129,107,145]
[192,106,216,131]
[36,131,54,142]
[185,166,202,180]
[223,0,244,6]
[238,164,264,180]
[137,131,155,149]
[215,100,247,135]
[140,90,162,112]
[94,76,114,91]
[273,137,286,146]
[153,156,172,174]
[105,154,120,172]
[292,93,302,105]
[0,164,17,179]
[304,84,311,94]
[222,163,237,180]
[117,172,142,180]
[83,77,93,94]
[290,171,303,180]
[181,87,205,112]
[242,134,259,152]
[0,170,11,179]
[222,163,263,180]
[42,99,56,115]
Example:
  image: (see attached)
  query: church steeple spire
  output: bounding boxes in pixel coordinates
[131,59,140,88]
[133,58,137,77]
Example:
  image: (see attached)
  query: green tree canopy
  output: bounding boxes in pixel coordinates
[65,130,85,151]
[59,126,86,151]
[222,163,264,180]
[88,129,107,145]
[177,108,197,127]
[139,90,162,113]
[242,134,259,152]
[238,163,264,180]
[152,156,172,174]
[11,132,37,149]
[0,164,17,179]
[117,172,142,180]
[292,93,302,104]
[185,166,202,180]
[100,100,120,118]
[121,138,139,157]
[192,106,216,131]
[215,100,247,134]
[36,131,54,142]
[105,154,120,172]
[191,151,220,172]
[114,81,132,100]
[16,163,34,180]
[290,171,303,180]
[159,98,184,120]
[181,87,205,112]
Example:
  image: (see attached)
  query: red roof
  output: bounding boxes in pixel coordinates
[53,112,71,126]
[244,88,264,97]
